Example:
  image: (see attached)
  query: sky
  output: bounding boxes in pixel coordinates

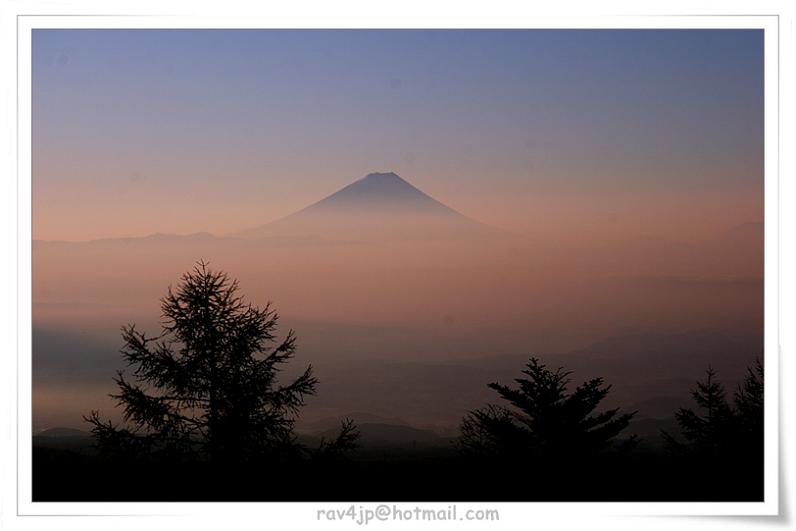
[32,29,763,241]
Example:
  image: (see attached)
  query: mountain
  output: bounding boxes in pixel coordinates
[33,427,94,452]
[298,412,410,434]
[290,171,459,215]
[318,422,446,448]
[35,427,90,438]
[33,231,222,248]
[718,221,763,244]
[234,172,503,241]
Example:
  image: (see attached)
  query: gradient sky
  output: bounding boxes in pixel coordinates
[32,29,763,241]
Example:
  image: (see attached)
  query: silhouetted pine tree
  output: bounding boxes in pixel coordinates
[663,367,734,459]
[662,362,764,500]
[313,418,361,462]
[735,359,764,447]
[85,261,356,463]
[459,357,636,460]
[664,362,763,462]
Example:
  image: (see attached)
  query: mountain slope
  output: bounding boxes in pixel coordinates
[294,172,460,215]
[234,172,502,241]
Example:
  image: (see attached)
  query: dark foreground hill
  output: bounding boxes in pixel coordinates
[32,438,762,502]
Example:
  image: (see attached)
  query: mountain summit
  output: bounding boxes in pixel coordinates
[235,172,499,241]
[304,172,461,215]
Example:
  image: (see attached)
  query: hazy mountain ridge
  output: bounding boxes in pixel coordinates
[33,231,222,246]
[35,427,90,438]
[290,172,461,214]
[31,173,761,253]
[233,171,506,241]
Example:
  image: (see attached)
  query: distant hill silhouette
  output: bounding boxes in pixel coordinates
[719,221,763,242]
[317,422,445,448]
[33,231,221,247]
[299,412,410,434]
[33,428,94,453]
[35,427,90,438]
[234,171,505,241]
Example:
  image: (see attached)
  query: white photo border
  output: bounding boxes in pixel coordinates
[9,9,781,525]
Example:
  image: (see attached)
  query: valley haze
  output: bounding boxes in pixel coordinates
[33,171,762,439]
